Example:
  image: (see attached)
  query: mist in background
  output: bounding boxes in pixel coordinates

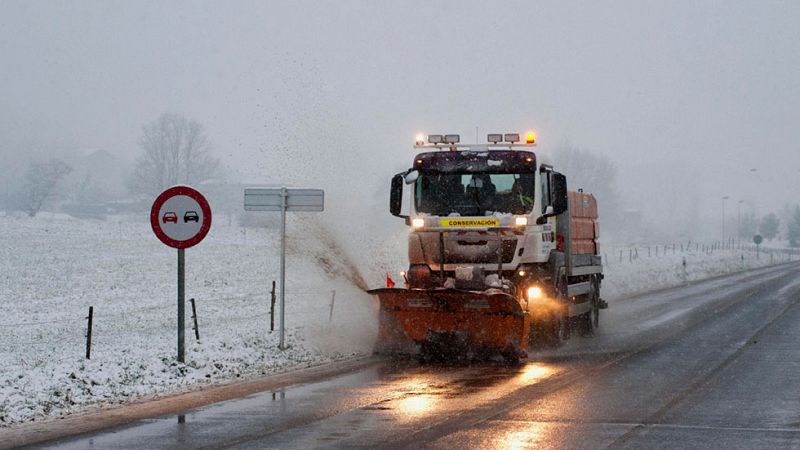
[2,0,800,253]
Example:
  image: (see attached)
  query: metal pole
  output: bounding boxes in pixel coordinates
[737,200,742,239]
[85,306,93,360]
[178,248,185,363]
[279,187,287,350]
[722,196,729,242]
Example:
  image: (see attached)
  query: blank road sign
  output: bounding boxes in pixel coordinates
[244,188,324,212]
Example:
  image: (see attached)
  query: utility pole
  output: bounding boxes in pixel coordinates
[737,199,744,241]
[722,196,729,242]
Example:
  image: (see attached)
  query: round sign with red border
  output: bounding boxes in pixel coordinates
[150,186,212,249]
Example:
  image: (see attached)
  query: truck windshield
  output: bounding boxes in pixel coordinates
[415,172,535,216]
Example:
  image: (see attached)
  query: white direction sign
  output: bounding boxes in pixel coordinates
[244,188,324,212]
[244,186,324,350]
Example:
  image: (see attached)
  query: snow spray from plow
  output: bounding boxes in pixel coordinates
[305,220,370,292]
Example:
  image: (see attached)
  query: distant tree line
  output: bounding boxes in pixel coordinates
[3,112,223,217]
[735,208,800,247]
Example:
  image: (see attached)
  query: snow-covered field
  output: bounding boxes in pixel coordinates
[0,212,379,425]
[601,241,796,298]
[0,213,796,426]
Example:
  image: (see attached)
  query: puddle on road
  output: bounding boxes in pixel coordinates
[350,361,559,421]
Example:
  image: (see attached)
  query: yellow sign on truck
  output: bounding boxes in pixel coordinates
[439,218,500,228]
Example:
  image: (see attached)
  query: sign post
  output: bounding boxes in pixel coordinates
[244,187,324,350]
[279,188,287,350]
[151,186,212,363]
[178,248,185,361]
[753,234,763,259]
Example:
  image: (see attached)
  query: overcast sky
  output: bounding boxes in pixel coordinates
[2,0,799,234]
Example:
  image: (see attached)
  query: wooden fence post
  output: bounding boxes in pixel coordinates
[190,298,200,341]
[85,306,93,360]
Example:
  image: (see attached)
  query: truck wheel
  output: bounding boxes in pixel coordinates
[578,311,595,336]
[560,311,571,341]
[501,345,523,365]
[547,312,570,346]
[578,278,600,336]
[528,315,564,348]
[591,277,600,329]
[418,341,445,363]
[554,275,571,343]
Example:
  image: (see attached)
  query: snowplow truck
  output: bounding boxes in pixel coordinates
[369,132,605,361]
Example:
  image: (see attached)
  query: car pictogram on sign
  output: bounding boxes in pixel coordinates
[162,212,178,224]
[183,211,199,223]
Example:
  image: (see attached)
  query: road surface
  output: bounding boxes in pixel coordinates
[23,262,800,449]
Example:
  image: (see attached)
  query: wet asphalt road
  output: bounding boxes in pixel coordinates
[28,262,800,449]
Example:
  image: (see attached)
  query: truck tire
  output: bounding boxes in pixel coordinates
[591,276,600,329]
[531,310,569,347]
[577,277,600,336]
[501,345,524,365]
[560,311,571,341]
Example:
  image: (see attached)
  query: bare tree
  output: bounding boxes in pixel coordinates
[130,113,220,196]
[759,213,780,240]
[739,211,758,239]
[789,206,800,247]
[21,158,73,217]
[551,142,620,224]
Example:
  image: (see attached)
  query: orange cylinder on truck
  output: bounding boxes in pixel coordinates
[558,191,600,255]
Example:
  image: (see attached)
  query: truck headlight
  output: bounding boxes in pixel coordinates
[527,286,543,300]
[412,218,425,229]
[515,216,528,227]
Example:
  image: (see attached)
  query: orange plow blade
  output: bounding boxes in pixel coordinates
[368,288,530,359]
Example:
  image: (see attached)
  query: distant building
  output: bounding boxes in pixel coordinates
[59,149,131,218]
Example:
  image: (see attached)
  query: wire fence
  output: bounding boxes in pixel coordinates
[2,241,798,366]
[601,238,799,267]
[0,286,357,368]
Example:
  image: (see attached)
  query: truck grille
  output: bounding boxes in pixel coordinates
[434,239,518,264]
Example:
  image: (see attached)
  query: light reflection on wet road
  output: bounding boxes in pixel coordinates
[28,263,800,449]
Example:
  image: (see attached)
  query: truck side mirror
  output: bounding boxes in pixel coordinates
[552,173,568,215]
[390,174,406,217]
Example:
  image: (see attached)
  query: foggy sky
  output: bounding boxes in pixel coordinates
[2,0,799,236]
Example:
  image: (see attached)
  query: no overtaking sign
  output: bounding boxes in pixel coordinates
[150,185,212,363]
[151,186,212,249]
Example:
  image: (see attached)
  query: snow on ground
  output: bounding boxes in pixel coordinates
[600,241,797,298]
[0,213,796,426]
[0,212,377,425]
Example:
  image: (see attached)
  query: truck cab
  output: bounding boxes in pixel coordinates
[391,134,568,296]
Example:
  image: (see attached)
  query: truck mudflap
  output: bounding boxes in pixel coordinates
[368,288,530,359]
